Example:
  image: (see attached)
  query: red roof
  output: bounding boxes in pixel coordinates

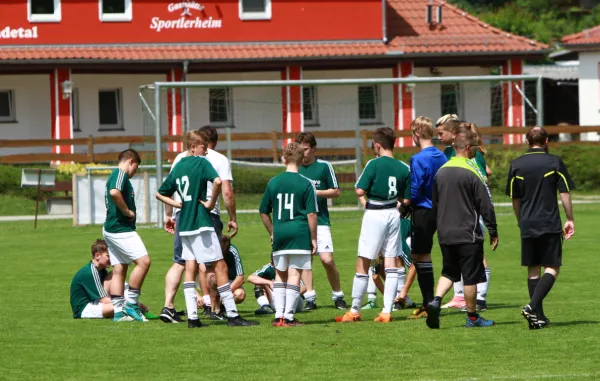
[562,25,600,47]
[0,0,547,63]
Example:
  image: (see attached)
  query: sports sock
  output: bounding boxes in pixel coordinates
[217,283,239,318]
[202,294,211,307]
[477,268,491,302]
[126,286,140,305]
[304,290,316,303]
[256,295,270,308]
[528,278,545,318]
[284,284,301,320]
[332,290,345,301]
[529,273,556,312]
[273,282,286,319]
[382,268,399,313]
[351,273,369,313]
[415,262,435,305]
[396,267,407,299]
[183,282,198,320]
[467,310,479,321]
[111,295,124,314]
[366,267,377,302]
[454,278,465,299]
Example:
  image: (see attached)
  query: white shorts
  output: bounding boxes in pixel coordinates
[273,254,312,272]
[358,208,400,260]
[317,225,334,254]
[181,231,223,264]
[81,300,104,319]
[102,230,148,265]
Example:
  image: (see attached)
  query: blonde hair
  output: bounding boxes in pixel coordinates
[436,113,459,131]
[410,116,434,140]
[185,130,208,150]
[283,142,304,166]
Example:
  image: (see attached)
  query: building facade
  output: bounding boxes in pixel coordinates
[0,0,548,159]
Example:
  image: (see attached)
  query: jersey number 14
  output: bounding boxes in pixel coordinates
[276,193,294,220]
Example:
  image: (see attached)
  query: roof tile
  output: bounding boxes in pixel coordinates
[562,25,600,46]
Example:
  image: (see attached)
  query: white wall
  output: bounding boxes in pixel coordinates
[0,75,51,156]
[578,52,600,141]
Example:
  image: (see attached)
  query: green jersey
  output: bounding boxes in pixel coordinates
[355,156,411,202]
[158,156,219,236]
[254,263,276,281]
[104,169,136,233]
[444,146,487,179]
[225,243,243,280]
[299,159,339,226]
[259,172,318,255]
[70,261,108,318]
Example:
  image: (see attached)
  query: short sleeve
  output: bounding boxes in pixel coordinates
[505,163,523,199]
[220,157,233,182]
[258,181,273,214]
[557,158,575,193]
[401,168,411,200]
[356,160,375,190]
[109,170,127,192]
[304,182,318,214]
[158,171,177,197]
[324,162,339,189]
[476,152,487,178]
[230,245,244,276]
[202,160,219,183]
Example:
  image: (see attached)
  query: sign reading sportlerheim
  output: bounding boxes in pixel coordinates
[150,2,223,32]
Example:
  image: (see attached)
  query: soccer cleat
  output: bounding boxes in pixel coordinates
[255,305,275,315]
[441,296,467,310]
[209,311,225,321]
[272,317,285,327]
[188,318,207,329]
[113,311,134,322]
[361,300,377,310]
[227,315,259,327]
[374,312,392,323]
[124,302,146,322]
[283,318,304,327]
[425,300,441,329]
[160,307,184,324]
[521,305,542,329]
[476,300,488,312]
[202,305,212,316]
[334,299,348,310]
[407,306,428,319]
[303,301,317,311]
[465,316,494,328]
[537,317,550,329]
[334,311,361,322]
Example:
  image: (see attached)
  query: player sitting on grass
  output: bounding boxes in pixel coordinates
[156,131,256,328]
[103,149,151,323]
[247,258,306,315]
[206,236,246,320]
[336,127,411,323]
[259,142,318,327]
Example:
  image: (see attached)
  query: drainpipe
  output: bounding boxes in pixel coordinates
[182,60,190,133]
[382,0,388,44]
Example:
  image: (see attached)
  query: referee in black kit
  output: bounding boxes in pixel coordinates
[506,127,575,330]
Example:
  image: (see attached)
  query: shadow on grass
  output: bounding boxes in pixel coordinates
[549,320,600,327]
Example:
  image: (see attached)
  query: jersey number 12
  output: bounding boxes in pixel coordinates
[276,193,294,220]
[176,176,192,202]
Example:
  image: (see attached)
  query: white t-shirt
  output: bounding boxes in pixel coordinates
[206,148,233,216]
[170,151,189,216]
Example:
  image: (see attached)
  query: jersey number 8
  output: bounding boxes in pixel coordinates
[388,176,397,197]
[276,193,294,220]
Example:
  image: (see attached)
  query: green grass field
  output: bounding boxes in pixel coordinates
[1,206,599,381]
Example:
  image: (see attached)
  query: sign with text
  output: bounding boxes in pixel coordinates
[150,2,223,32]
[0,26,38,39]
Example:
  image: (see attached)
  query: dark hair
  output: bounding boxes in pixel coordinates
[373,127,396,150]
[91,239,108,258]
[198,125,218,146]
[526,127,548,147]
[453,131,476,151]
[118,149,141,164]
[221,235,231,256]
[295,132,317,148]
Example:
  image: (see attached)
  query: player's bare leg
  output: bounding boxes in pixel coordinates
[198,263,212,315]
[164,263,184,309]
[319,252,347,309]
[301,267,317,310]
[425,276,453,329]
[233,288,246,304]
[206,272,224,320]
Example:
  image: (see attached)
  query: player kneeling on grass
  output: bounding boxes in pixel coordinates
[248,259,307,315]
[156,131,256,328]
[206,236,246,320]
[259,142,318,327]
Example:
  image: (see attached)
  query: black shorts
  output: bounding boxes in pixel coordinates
[440,243,485,286]
[211,213,223,239]
[173,213,185,265]
[411,207,437,255]
[521,233,563,267]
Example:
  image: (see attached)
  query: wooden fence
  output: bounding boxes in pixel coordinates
[1,125,600,164]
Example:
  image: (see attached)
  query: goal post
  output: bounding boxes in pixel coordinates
[141,74,543,229]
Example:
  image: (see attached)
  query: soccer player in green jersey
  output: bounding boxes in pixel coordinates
[102,149,150,322]
[295,132,347,311]
[336,127,411,323]
[156,131,256,328]
[248,260,307,315]
[259,142,318,327]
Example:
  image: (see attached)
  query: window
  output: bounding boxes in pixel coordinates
[239,0,272,20]
[99,0,132,22]
[358,85,381,124]
[441,83,463,117]
[303,86,319,126]
[98,89,123,130]
[0,90,16,123]
[209,88,233,127]
[71,89,80,132]
[28,0,61,22]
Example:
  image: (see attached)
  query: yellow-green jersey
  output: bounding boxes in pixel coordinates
[259,172,318,255]
[158,156,219,236]
[299,159,338,226]
[355,156,411,203]
[104,168,136,233]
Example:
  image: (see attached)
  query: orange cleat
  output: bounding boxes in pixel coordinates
[374,313,392,323]
[334,311,361,322]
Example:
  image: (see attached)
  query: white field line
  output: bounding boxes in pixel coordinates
[415,372,600,381]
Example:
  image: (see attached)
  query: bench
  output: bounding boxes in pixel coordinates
[40,181,73,215]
